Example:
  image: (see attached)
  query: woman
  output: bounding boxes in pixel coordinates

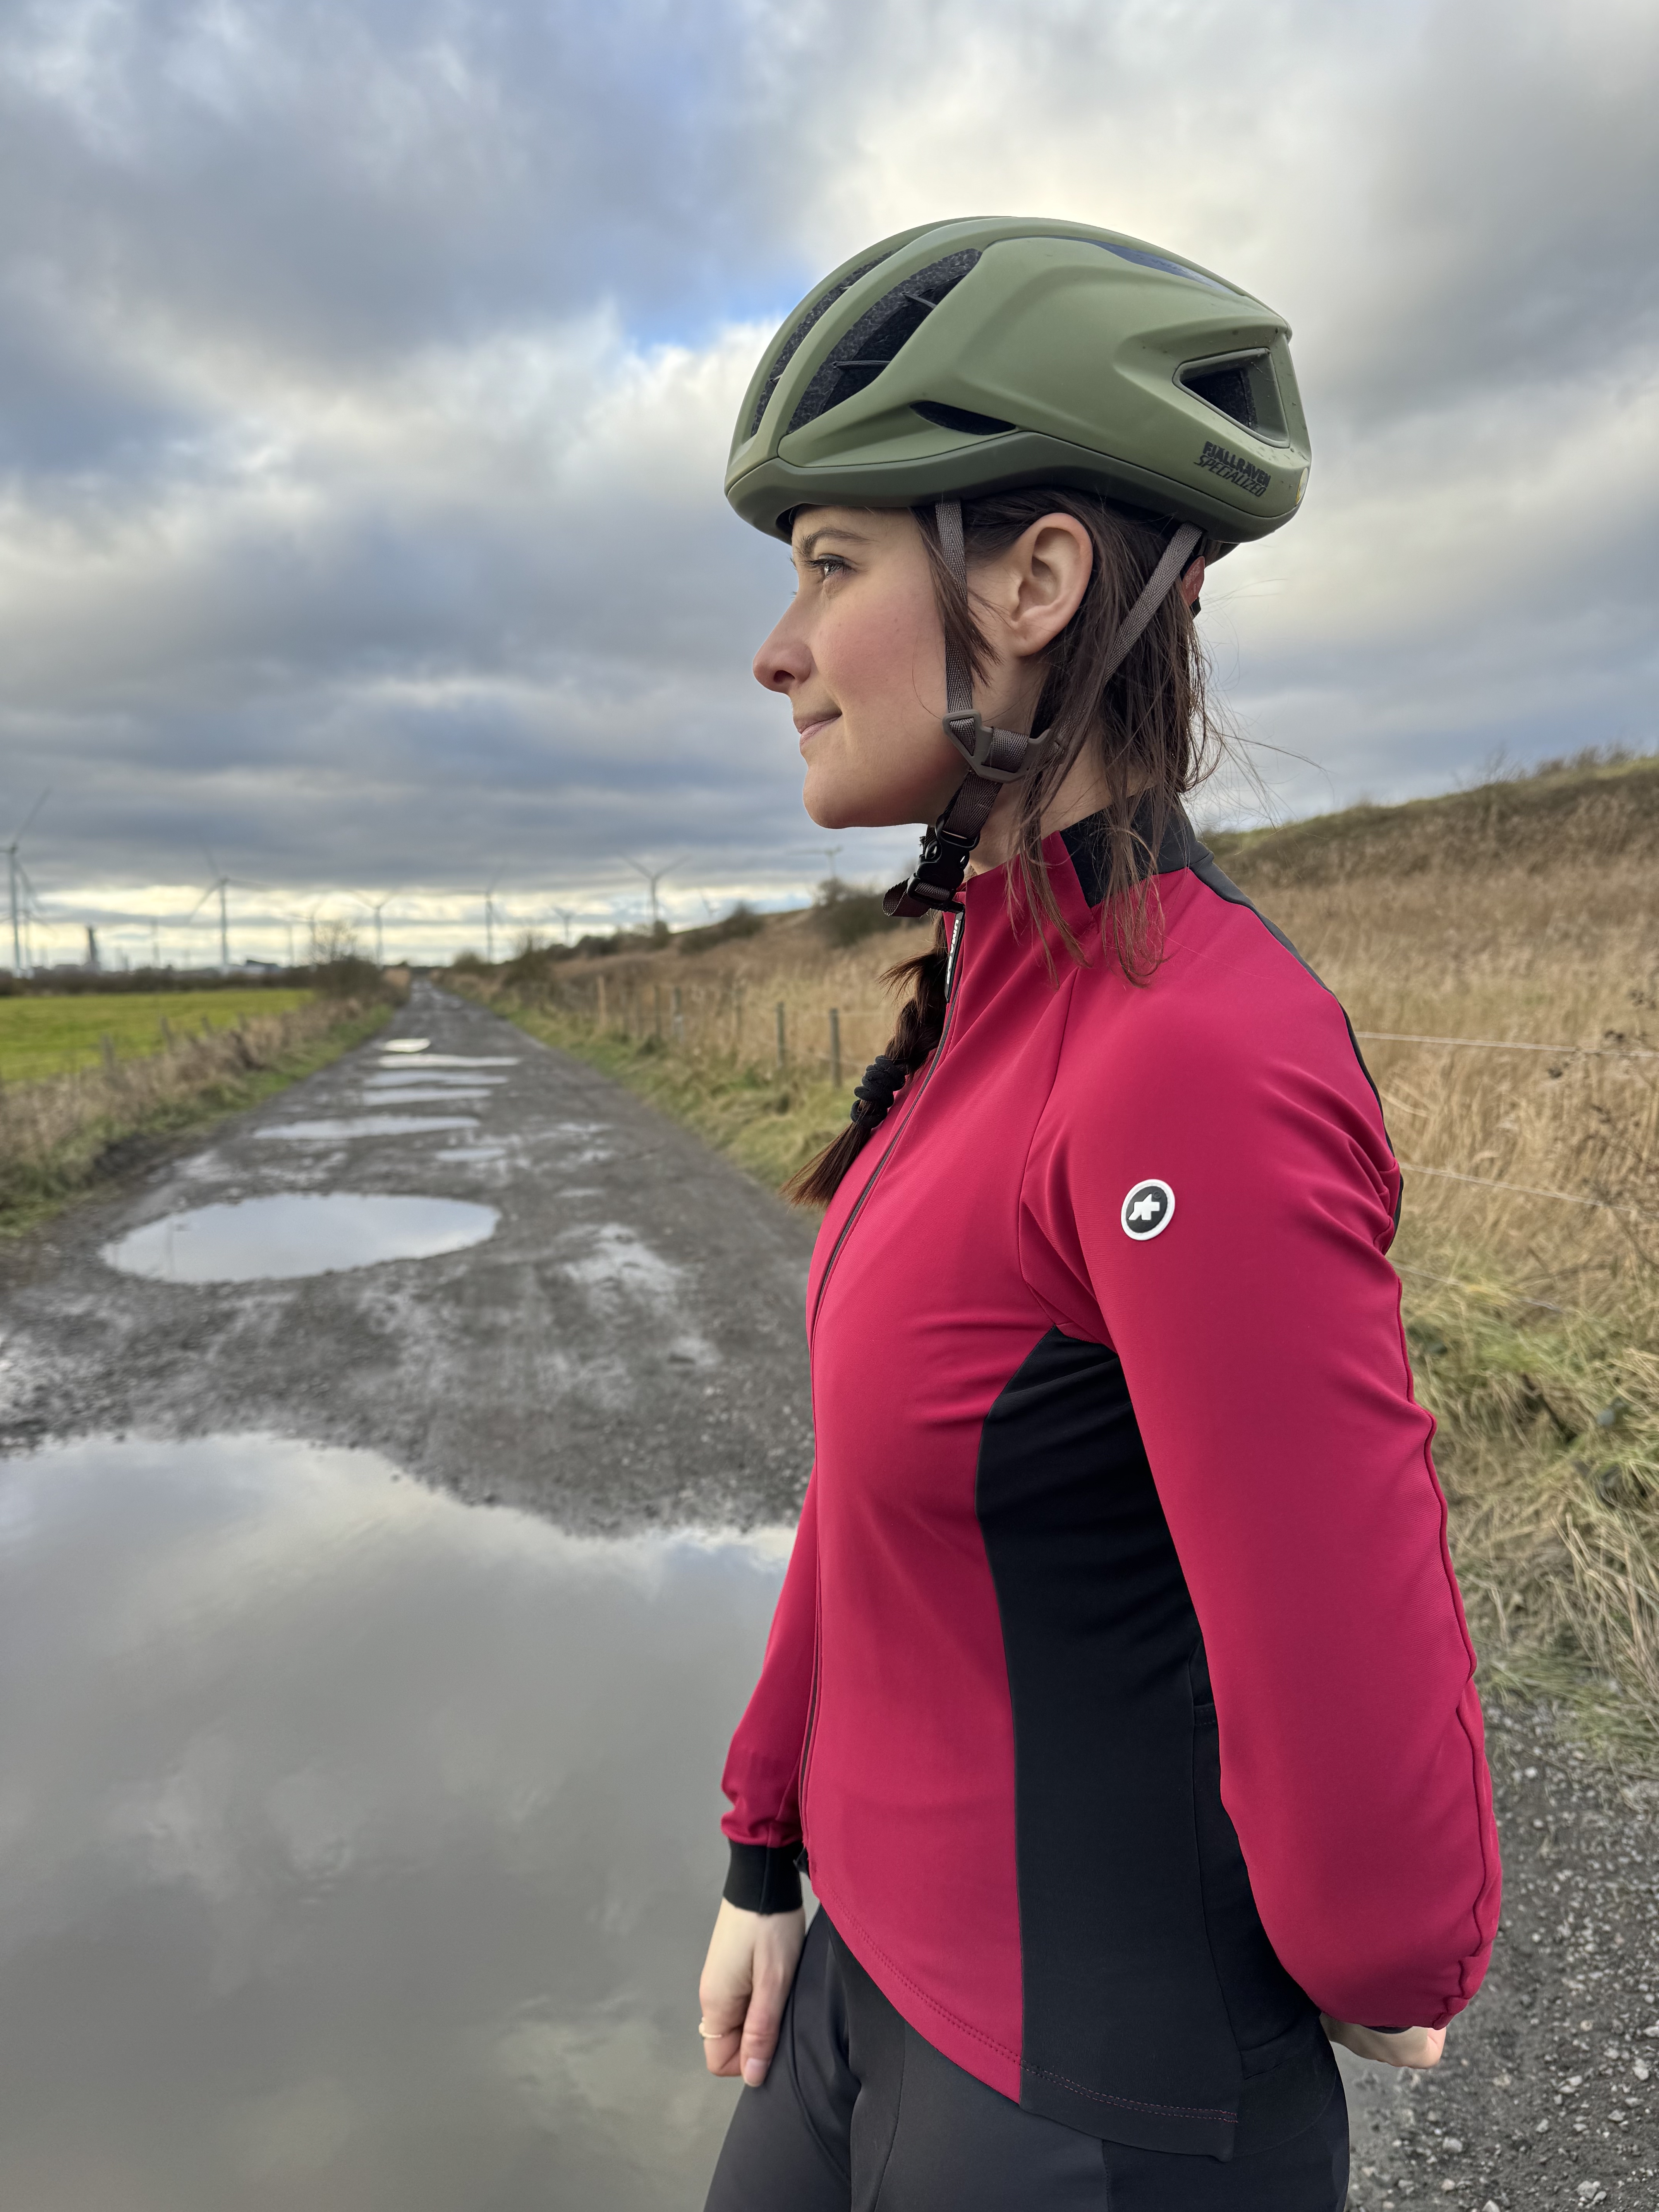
[696,218,1500,2210]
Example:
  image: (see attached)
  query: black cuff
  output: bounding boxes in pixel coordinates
[723,1840,803,1915]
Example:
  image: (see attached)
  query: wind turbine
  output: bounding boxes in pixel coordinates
[625,856,683,934]
[3,790,48,976]
[191,849,266,970]
[551,905,579,947]
[484,881,504,965]
[352,891,396,967]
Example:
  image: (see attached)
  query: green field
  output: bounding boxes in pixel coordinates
[0,990,314,1083]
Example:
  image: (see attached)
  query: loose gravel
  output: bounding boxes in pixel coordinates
[1342,1703,1659,2210]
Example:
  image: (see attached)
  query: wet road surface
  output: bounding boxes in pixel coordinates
[0,980,817,1528]
[0,1432,780,2210]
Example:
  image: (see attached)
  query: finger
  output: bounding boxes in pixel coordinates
[739,1988,786,2088]
[700,2023,743,2078]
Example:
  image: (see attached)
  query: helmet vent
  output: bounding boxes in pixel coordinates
[911,400,1015,437]
[745,256,891,441]
[1178,352,1288,443]
[786,251,982,435]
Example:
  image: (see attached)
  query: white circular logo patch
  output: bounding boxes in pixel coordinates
[1120,1178,1176,1242]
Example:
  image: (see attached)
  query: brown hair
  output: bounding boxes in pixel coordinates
[786,489,1224,1207]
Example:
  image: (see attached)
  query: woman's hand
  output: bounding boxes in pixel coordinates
[1322,2016,1446,2069]
[698,1899,807,2087]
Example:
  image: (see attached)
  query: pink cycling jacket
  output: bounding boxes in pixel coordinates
[720,812,1500,2158]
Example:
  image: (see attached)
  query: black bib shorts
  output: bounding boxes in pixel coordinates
[704,1911,1349,2212]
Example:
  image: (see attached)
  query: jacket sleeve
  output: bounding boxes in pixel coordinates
[1028,991,1500,2031]
[717,1470,817,1913]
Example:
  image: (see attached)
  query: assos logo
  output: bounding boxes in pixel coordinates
[1120,1179,1176,1242]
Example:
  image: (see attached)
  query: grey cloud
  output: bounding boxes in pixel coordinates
[0,0,1655,950]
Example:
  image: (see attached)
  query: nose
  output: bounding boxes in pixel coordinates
[753,611,812,697]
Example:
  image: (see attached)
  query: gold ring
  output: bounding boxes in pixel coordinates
[697,2021,732,2040]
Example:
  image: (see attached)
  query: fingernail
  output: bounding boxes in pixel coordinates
[742,2059,767,2088]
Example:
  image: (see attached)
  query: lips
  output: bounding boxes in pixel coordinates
[795,711,840,747]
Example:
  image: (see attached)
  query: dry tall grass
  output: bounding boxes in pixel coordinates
[0,993,393,1230]
[461,763,1659,1750]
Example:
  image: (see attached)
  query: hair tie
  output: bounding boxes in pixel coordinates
[850,1054,905,1128]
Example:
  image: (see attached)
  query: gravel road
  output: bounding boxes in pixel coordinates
[0,979,1654,2207]
[0,978,816,1530]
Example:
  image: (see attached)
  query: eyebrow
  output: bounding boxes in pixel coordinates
[795,525,872,560]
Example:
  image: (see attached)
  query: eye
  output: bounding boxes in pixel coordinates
[813,556,848,580]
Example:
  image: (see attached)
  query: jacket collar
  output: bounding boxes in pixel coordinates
[1058,802,1206,909]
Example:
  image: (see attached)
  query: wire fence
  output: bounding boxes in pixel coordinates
[1358,1030,1659,1060]
[544,971,1658,1231]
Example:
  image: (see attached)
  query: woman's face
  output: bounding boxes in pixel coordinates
[751,507,966,831]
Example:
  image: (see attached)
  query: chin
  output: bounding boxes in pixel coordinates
[802,775,920,833]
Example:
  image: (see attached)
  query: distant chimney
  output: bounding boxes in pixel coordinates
[85,926,100,970]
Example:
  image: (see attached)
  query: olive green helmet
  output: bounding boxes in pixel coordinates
[725,216,1309,546]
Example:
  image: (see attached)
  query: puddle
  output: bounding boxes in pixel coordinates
[101,1194,499,1283]
[346,1088,495,1107]
[381,1038,431,1054]
[0,1433,785,2210]
[376,1054,519,1069]
[439,1145,509,1165]
[257,1115,479,1142]
[363,1072,508,1090]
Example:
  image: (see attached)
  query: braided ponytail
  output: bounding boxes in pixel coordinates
[783,919,951,1207]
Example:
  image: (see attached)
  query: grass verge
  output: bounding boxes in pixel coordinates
[471,992,854,1193]
[0,995,394,1237]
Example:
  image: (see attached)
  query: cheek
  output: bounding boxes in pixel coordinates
[818,595,926,716]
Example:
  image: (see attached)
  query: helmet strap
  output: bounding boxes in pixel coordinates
[883,503,1202,919]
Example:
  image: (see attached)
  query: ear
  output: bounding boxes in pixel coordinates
[991,514,1094,659]
[1180,554,1206,608]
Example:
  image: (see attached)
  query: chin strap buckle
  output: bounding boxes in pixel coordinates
[883,823,979,918]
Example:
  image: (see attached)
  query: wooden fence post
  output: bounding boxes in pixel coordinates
[672,984,684,1046]
[734,982,745,1057]
[775,1002,787,1071]
[828,1007,842,1089]
[654,982,664,1041]
[596,974,607,1029]
[100,1033,117,1077]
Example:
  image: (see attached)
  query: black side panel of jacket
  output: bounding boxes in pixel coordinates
[974,1328,1334,2156]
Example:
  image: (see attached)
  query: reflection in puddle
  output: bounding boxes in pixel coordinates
[0,1435,785,2210]
[349,1087,494,1105]
[102,1194,499,1282]
[381,1038,431,1054]
[439,1145,509,1165]
[257,1115,479,1141]
[363,1072,508,1090]
[377,1053,519,1069]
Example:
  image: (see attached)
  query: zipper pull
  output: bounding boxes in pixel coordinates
[943,907,965,1001]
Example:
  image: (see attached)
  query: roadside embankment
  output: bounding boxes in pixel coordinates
[452,755,1659,1753]
[0,986,400,1235]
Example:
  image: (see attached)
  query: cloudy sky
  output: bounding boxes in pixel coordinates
[1,0,1654,965]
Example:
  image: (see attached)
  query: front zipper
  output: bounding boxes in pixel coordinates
[807,903,967,1344]
[797,905,966,1820]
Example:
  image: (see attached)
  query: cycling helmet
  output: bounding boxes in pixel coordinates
[727,216,1308,545]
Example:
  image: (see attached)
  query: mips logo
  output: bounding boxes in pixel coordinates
[1120,1178,1176,1242]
